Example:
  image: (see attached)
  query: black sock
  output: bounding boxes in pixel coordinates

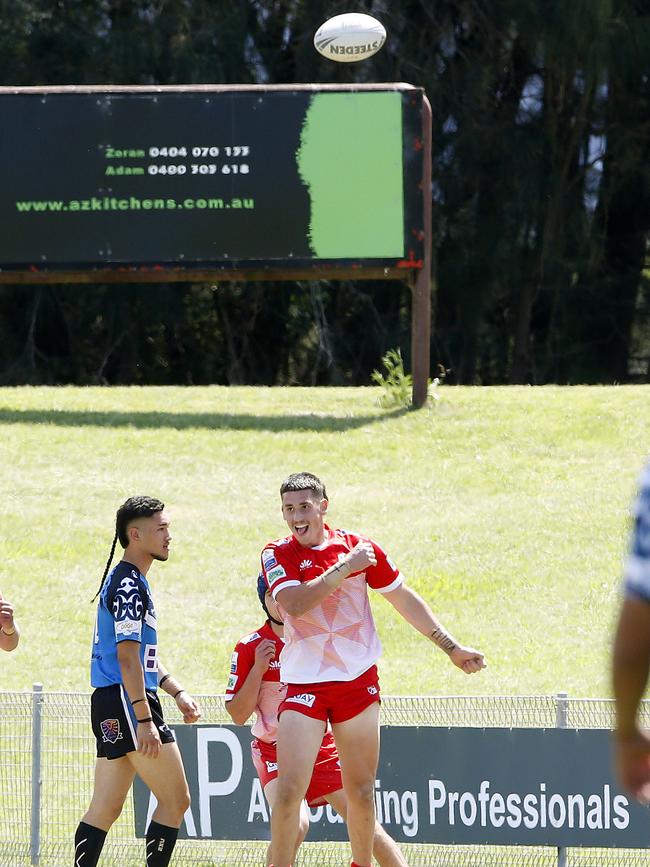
[145,820,179,867]
[74,822,107,867]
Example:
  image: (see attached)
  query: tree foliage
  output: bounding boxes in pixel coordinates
[0,0,648,385]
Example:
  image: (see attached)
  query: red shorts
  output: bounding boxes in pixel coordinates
[251,731,342,806]
[278,665,380,724]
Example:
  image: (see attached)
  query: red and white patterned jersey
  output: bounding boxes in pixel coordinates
[260,525,403,684]
[224,621,286,744]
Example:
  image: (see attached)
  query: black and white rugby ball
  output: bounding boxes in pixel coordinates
[314,13,386,63]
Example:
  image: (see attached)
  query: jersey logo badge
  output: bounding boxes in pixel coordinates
[100,718,123,744]
[265,761,278,772]
[286,693,316,708]
[230,652,238,673]
[269,660,281,669]
[299,559,313,570]
[262,549,278,569]
[367,686,378,695]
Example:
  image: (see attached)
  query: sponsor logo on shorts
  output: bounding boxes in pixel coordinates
[100,718,123,744]
[227,674,238,691]
[267,566,286,582]
[230,652,238,673]
[265,761,278,772]
[299,559,313,570]
[286,692,316,708]
[262,549,277,569]
[367,686,379,695]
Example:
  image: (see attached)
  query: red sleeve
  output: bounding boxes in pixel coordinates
[261,543,301,599]
[225,638,255,699]
[365,538,403,593]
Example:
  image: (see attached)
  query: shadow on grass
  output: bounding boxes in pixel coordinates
[0,406,409,433]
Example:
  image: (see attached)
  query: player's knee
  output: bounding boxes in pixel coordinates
[275,778,307,809]
[158,785,190,821]
[346,779,375,807]
[95,796,125,826]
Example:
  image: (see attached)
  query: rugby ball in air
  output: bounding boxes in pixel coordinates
[314,13,386,63]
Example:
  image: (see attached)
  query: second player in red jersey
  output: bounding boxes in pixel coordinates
[225,575,407,867]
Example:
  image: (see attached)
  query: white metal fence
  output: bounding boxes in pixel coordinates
[2,688,650,867]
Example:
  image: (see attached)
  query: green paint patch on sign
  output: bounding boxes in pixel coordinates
[297,92,404,259]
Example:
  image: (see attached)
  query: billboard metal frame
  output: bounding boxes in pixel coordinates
[0,83,432,406]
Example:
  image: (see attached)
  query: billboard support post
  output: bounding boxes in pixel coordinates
[411,95,432,410]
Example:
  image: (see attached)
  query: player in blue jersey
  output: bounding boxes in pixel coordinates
[74,496,201,867]
[613,463,650,801]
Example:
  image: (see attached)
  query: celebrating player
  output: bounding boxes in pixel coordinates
[74,496,201,867]
[225,574,408,867]
[613,462,650,801]
[0,591,19,651]
[261,472,486,867]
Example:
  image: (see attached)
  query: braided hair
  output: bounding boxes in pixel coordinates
[91,496,165,601]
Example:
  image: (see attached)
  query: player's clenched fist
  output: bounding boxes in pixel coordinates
[253,638,276,673]
[450,645,487,674]
[343,540,377,576]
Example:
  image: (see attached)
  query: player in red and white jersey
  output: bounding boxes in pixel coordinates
[262,472,486,867]
[224,575,407,867]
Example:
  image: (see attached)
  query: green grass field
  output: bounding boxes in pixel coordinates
[0,384,648,700]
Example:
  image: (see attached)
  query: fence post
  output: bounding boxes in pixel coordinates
[556,691,568,867]
[30,682,43,867]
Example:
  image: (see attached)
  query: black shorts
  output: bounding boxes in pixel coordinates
[91,685,175,760]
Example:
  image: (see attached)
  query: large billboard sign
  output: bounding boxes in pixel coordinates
[133,725,650,848]
[0,85,425,278]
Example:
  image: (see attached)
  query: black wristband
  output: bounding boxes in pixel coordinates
[137,717,153,724]
[172,689,185,699]
[159,674,171,688]
[131,698,147,706]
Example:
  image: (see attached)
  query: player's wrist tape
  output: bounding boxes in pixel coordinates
[137,717,153,724]
[131,698,147,706]
[172,689,185,699]
[1,625,16,636]
[158,674,171,688]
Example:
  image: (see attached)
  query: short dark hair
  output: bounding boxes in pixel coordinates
[280,472,327,500]
[116,496,165,548]
[92,496,165,601]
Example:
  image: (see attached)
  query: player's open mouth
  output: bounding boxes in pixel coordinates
[294,524,309,536]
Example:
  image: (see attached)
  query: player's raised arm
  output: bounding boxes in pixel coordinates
[0,592,19,652]
[384,582,486,674]
[274,541,376,617]
[225,638,275,725]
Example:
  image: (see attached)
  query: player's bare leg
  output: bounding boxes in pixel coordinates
[127,741,190,827]
[271,711,325,867]
[325,789,408,867]
[264,779,310,867]
[332,703,381,867]
[82,756,136,830]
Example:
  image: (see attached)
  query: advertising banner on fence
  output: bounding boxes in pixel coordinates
[133,725,650,847]
[0,87,424,271]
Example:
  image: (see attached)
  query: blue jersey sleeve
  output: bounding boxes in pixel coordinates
[624,464,650,603]
[104,564,147,643]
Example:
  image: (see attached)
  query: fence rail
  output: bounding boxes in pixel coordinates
[2,688,650,867]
